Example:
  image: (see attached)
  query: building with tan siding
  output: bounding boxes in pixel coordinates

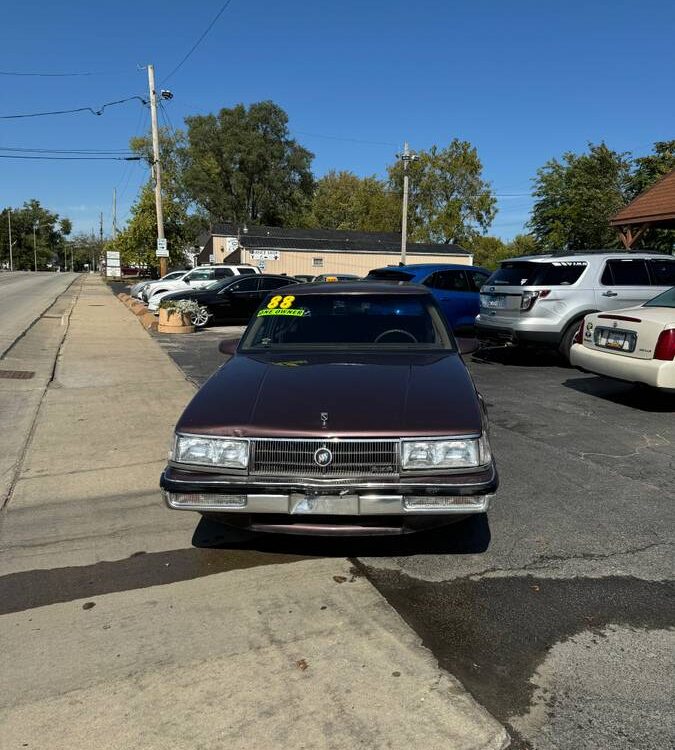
[197,223,472,276]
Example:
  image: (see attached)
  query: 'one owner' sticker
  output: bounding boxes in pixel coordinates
[258,294,305,317]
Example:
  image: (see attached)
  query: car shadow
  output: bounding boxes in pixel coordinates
[563,376,675,413]
[191,513,492,557]
[471,345,565,369]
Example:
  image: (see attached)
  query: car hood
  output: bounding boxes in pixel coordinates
[177,351,482,438]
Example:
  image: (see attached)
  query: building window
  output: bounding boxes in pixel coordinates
[312,257,324,268]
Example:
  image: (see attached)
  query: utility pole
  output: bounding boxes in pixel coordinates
[147,64,168,277]
[112,187,117,241]
[7,208,13,271]
[398,141,418,265]
[33,221,39,272]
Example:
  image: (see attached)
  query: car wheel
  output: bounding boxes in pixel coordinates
[558,318,583,363]
[191,306,210,328]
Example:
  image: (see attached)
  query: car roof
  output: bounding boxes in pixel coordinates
[284,281,431,296]
[501,251,673,264]
[370,263,487,273]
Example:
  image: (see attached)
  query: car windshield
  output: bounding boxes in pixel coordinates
[367,269,415,282]
[487,261,587,286]
[643,286,675,308]
[240,293,452,351]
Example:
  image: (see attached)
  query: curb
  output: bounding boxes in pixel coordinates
[116,293,158,332]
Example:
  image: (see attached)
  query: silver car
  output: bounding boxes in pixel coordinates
[130,271,187,300]
[475,252,675,359]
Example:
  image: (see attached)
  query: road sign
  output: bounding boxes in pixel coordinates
[251,250,279,261]
[156,238,169,258]
[209,254,215,264]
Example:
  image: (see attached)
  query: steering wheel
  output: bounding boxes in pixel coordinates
[374,329,418,343]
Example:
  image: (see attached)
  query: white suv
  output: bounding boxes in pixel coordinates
[475,252,675,359]
[142,265,260,302]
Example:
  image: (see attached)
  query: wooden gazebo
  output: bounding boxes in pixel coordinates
[610,168,675,248]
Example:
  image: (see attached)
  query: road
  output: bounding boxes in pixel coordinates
[0,272,78,358]
[154,324,675,750]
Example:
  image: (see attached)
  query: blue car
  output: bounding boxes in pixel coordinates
[366,263,491,331]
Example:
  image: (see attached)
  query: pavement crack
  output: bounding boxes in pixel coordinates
[465,540,672,579]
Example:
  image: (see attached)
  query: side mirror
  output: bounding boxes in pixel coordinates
[184,278,191,284]
[218,338,240,356]
[456,337,479,356]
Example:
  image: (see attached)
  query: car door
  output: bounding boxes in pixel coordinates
[215,276,261,321]
[596,259,653,310]
[423,270,475,330]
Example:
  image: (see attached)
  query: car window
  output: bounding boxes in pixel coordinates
[259,277,296,291]
[214,268,235,278]
[643,287,675,308]
[229,277,260,292]
[237,267,257,275]
[241,294,452,350]
[366,269,415,282]
[163,271,185,281]
[647,259,675,286]
[467,270,490,292]
[186,269,214,281]
[425,270,470,292]
[488,261,586,286]
[602,259,650,286]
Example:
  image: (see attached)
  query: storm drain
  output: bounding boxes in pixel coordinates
[0,370,35,380]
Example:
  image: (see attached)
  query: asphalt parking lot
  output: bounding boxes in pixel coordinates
[150,318,674,750]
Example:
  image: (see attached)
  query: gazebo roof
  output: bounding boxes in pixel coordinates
[610,169,675,227]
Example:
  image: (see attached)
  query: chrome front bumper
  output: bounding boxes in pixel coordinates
[160,464,498,515]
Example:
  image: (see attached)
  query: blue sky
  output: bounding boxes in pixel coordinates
[1,0,673,240]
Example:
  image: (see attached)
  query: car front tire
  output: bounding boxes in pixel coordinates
[191,306,210,328]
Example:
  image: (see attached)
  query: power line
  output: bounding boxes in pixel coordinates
[0,154,141,161]
[294,130,399,148]
[0,146,134,155]
[0,95,148,120]
[0,70,93,77]
[162,0,235,84]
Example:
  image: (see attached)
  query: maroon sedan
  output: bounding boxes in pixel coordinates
[160,282,498,535]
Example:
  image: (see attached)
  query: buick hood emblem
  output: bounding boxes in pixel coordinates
[313,448,333,467]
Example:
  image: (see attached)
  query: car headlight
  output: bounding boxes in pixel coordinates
[172,434,249,469]
[401,436,491,470]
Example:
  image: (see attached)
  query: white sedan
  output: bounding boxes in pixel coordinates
[570,286,675,392]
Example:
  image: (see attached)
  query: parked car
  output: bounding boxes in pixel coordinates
[294,274,315,283]
[153,274,300,326]
[570,286,675,392]
[312,273,361,282]
[142,264,260,302]
[160,281,497,535]
[130,270,187,300]
[366,263,491,332]
[475,252,675,360]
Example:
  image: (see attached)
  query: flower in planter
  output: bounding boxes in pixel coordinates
[158,298,201,319]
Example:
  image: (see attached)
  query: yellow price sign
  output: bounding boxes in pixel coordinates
[267,295,296,310]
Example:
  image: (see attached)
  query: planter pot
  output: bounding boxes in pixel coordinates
[158,308,195,334]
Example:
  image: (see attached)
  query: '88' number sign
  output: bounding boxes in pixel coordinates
[267,295,296,310]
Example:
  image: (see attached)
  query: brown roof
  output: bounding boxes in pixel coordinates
[610,168,675,226]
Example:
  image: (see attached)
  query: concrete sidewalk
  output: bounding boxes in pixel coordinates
[0,276,509,750]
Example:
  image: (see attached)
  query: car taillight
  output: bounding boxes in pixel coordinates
[573,318,585,345]
[654,329,675,361]
[520,289,550,312]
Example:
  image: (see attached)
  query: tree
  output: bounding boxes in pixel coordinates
[508,233,541,257]
[303,170,399,232]
[388,139,496,245]
[0,200,71,270]
[529,143,632,250]
[66,232,102,271]
[629,140,675,198]
[182,101,314,226]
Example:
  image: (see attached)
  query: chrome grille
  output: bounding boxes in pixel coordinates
[251,439,399,477]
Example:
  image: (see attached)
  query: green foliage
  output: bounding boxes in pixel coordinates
[466,233,541,270]
[529,143,632,250]
[508,233,541,257]
[388,139,496,245]
[302,170,399,232]
[65,232,102,271]
[0,200,71,270]
[182,101,314,225]
[629,140,675,198]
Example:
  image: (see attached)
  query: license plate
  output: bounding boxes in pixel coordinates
[594,327,636,352]
[289,494,359,515]
[480,294,506,309]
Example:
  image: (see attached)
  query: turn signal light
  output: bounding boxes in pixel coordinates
[654,329,675,361]
[573,317,585,345]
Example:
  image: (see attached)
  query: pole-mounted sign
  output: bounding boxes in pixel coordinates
[156,238,169,258]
